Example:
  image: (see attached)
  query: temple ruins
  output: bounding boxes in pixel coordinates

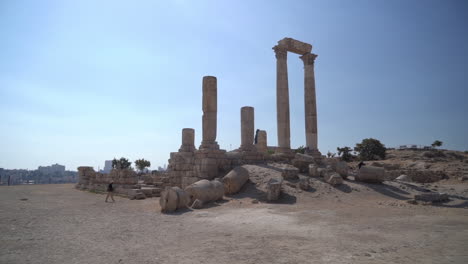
[77,37,327,198]
[273,38,321,157]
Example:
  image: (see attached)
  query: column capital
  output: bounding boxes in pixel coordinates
[300,53,318,65]
[273,45,288,60]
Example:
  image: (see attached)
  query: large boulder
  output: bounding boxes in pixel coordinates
[298,176,310,190]
[184,179,224,205]
[291,153,315,172]
[309,164,319,177]
[282,167,299,180]
[355,166,385,183]
[266,178,282,201]
[222,166,250,195]
[335,161,349,179]
[324,172,343,186]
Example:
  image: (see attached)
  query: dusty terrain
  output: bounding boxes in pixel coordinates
[1,169,468,264]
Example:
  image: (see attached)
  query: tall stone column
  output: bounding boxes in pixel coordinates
[240,106,254,151]
[255,130,268,153]
[179,128,196,152]
[200,76,219,150]
[273,45,291,153]
[300,52,320,156]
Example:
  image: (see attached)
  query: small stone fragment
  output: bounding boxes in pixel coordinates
[191,199,204,209]
[324,172,343,186]
[414,192,449,203]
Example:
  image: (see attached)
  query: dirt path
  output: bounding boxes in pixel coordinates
[1,183,468,264]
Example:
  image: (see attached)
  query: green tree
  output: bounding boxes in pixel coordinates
[326,151,336,158]
[431,140,443,148]
[337,146,353,162]
[112,157,132,170]
[295,145,306,154]
[135,159,151,173]
[354,138,386,161]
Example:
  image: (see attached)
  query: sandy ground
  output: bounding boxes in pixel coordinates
[1,180,468,264]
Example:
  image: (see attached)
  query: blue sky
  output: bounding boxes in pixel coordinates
[1,0,467,170]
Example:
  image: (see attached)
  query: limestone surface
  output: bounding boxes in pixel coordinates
[356,166,385,183]
[222,166,250,195]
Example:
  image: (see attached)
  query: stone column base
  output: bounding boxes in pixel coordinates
[199,141,220,150]
[275,147,293,154]
[305,148,322,158]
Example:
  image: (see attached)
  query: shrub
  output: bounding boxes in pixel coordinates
[354,138,386,161]
[337,146,353,162]
[295,146,306,154]
[112,157,132,170]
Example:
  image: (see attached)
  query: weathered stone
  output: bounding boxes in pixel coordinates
[300,52,319,155]
[160,186,189,213]
[292,153,315,172]
[179,128,196,152]
[266,178,282,201]
[324,172,343,186]
[277,37,312,55]
[355,166,385,183]
[184,179,224,204]
[282,167,299,180]
[198,158,218,179]
[200,76,219,150]
[255,130,268,153]
[335,161,349,179]
[414,192,449,203]
[191,199,204,209]
[298,176,310,190]
[240,106,255,151]
[222,166,250,195]
[273,45,291,153]
[309,164,319,177]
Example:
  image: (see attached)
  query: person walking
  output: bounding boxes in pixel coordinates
[105,181,115,202]
[254,129,260,144]
[358,161,366,169]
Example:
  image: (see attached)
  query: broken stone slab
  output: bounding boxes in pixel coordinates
[222,166,250,195]
[298,176,310,190]
[291,153,315,172]
[414,192,449,203]
[335,161,349,179]
[266,178,282,201]
[324,172,343,186]
[128,189,145,200]
[309,164,319,177]
[191,199,204,209]
[282,167,299,180]
[355,166,385,183]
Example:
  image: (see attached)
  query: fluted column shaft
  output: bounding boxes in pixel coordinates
[300,53,318,151]
[200,76,219,150]
[273,45,291,152]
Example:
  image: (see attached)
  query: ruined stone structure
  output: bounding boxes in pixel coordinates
[167,77,267,188]
[255,130,268,153]
[273,38,321,157]
[77,38,325,196]
[240,106,255,151]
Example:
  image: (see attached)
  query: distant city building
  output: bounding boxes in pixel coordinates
[398,144,433,150]
[102,160,113,173]
[38,164,65,174]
